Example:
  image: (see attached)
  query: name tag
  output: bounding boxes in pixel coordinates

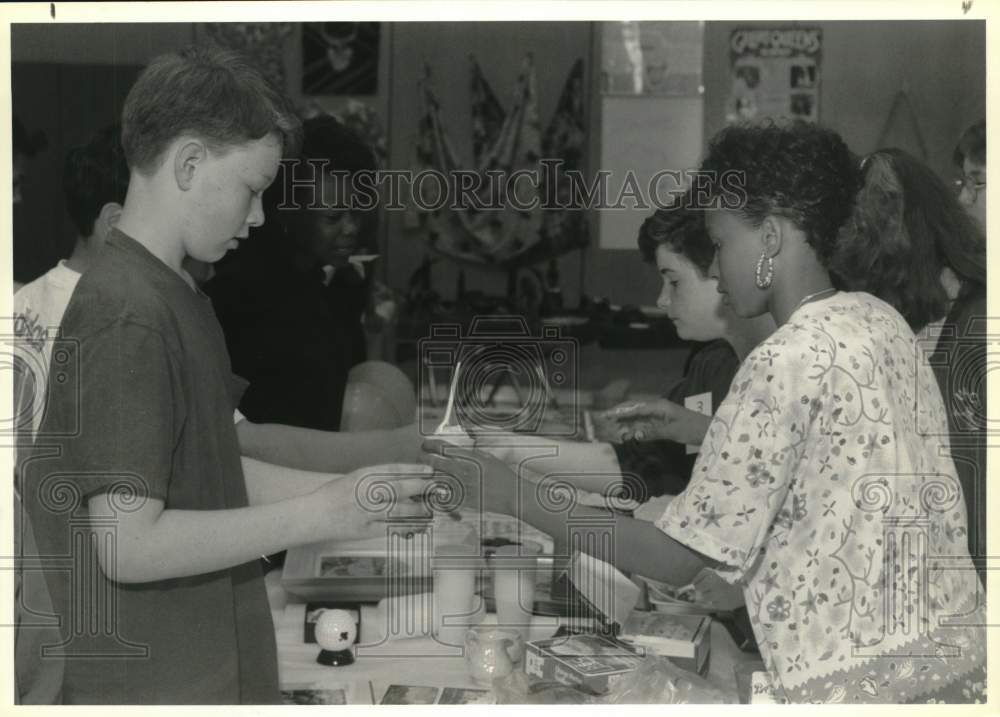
[683,391,711,454]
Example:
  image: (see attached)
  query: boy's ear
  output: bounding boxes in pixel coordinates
[93,202,122,242]
[97,202,122,229]
[173,139,207,191]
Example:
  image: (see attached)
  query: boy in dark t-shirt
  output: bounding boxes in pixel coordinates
[611,338,740,497]
[21,46,432,705]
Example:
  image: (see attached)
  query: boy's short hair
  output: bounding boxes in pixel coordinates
[121,45,302,175]
[636,192,713,274]
[63,124,130,238]
[953,120,985,168]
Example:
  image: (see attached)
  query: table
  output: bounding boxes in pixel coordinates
[270,576,752,705]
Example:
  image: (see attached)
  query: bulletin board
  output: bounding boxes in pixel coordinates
[726,27,821,123]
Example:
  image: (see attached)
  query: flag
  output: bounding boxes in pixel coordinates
[412,56,587,267]
[470,57,507,170]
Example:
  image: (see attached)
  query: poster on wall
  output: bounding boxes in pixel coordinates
[302,22,380,95]
[601,21,703,97]
[726,27,821,123]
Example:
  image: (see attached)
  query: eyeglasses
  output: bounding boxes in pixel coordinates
[954,174,986,202]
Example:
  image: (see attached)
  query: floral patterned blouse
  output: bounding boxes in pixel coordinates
[656,292,985,703]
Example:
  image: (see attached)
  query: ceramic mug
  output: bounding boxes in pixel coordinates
[464,626,523,685]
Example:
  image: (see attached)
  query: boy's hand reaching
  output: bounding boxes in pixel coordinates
[592,399,710,446]
[317,463,438,540]
[422,439,519,517]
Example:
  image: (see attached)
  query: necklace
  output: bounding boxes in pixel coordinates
[793,287,838,313]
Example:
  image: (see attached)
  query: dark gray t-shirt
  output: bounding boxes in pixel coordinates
[23,229,278,704]
[612,339,740,498]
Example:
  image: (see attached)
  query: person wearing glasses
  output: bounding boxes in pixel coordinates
[947,120,987,586]
[953,120,986,231]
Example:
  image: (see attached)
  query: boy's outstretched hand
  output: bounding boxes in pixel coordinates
[317,463,438,541]
[422,439,519,517]
[592,398,710,446]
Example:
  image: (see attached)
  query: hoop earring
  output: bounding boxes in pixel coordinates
[755,251,773,289]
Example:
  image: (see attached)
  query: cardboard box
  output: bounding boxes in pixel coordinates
[524,633,643,694]
[617,611,712,677]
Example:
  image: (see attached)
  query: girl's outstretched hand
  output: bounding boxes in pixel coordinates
[473,431,559,466]
[422,439,519,517]
[317,463,436,541]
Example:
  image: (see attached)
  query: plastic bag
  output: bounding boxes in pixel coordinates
[600,656,736,704]
[492,669,598,705]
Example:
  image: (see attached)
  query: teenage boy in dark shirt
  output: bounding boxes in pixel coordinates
[21,46,432,704]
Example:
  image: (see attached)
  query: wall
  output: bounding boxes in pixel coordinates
[384,19,986,310]
[702,20,986,182]
[11,24,195,282]
[12,23,195,64]
[581,19,986,308]
[10,21,987,302]
[13,62,145,281]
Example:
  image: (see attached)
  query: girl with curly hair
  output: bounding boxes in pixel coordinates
[427,121,984,704]
[664,122,984,703]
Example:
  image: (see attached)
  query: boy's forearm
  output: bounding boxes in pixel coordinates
[510,482,708,586]
[241,456,341,504]
[100,493,337,583]
[237,421,416,473]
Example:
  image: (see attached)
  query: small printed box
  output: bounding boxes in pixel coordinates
[617,611,711,677]
[524,633,642,694]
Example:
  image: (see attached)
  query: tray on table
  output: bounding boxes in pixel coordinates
[281,512,561,606]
